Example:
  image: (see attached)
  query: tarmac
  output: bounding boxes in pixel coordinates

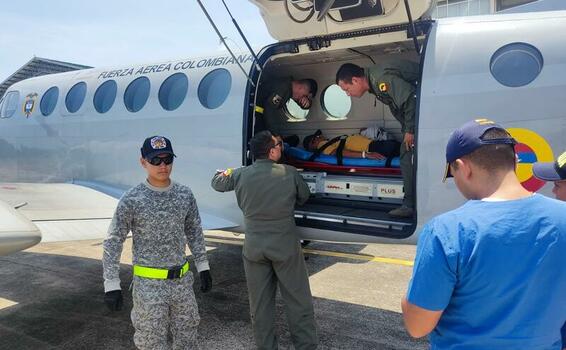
[0,230,428,350]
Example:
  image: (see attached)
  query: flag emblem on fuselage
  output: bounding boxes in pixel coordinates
[23,93,38,118]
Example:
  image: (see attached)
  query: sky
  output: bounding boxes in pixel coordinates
[0,0,275,82]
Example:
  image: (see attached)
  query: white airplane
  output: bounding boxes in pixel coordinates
[1,0,565,255]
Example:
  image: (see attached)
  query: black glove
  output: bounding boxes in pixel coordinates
[104,290,123,311]
[199,270,212,293]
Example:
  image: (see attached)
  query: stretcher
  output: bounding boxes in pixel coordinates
[284,146,402,176]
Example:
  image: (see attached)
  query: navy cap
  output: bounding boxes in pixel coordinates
[533,151,566,181]
[443,119,516,181]
[141,136,176,159]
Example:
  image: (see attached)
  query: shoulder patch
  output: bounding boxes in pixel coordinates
[271,94,283,107]
[378,82,388,92]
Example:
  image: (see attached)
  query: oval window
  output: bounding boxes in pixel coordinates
[40,86,59,116]
[198,69,231,109]
[0,91,19,118]
[321,84,351,119]
[124,77,150,113]
[159,73,188,111]
[490,42,543,88]
[284,99,309,122]
[65,82,87,113]
[93,80,117,114]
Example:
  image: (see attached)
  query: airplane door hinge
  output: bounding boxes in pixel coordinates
[307,37,331,51]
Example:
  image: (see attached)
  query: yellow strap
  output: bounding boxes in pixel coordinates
[133,261,189,279]
[255,106,264,114]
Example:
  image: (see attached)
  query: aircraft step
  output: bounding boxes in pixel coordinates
[294,209,411,231]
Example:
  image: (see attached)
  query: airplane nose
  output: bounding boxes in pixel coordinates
[0,201,41,256]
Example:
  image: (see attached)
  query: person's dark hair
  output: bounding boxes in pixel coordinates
[250,131,275,159]
[303,129,322,151]
[452,128,516,173]
[297,79,318,97]
[283,135,300,148]
[336,63,365,84]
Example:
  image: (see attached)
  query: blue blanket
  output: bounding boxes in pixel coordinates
[285,146,400,167]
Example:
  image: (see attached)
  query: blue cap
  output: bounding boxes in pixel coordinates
[533,151,566,181]
[140,136,176,159]
[443,119,516,181]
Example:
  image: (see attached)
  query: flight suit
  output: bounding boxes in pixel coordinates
[254,78,292,133]
[367,61,418,209]
[211,160,318,350]
[103,180,210,350]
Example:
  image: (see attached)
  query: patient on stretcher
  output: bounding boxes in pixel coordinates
[303,129,400,160]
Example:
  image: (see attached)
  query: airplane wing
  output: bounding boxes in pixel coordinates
[0,200,41,255]
[0,182,239,254]
[0,183,118,243]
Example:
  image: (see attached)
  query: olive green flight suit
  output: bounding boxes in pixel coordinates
[367,61,418,208]
[254,78,292,133]
[211,160,318,350]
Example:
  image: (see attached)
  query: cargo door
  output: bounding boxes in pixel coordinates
[248,0,433,41]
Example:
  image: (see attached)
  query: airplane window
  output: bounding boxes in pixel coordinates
[321,84,351,120]
[159,73,188,111]
[1,91,20,118]
[65,82,87,113]
[198,68,231,109]
[40,86,59,116]
[93,80,117,114]
[284,99,309,122]
[124,77,150,113]
[490,42,543,88]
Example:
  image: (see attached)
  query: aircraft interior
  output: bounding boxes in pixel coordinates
[249,42,421,238]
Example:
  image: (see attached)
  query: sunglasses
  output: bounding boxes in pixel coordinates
[272,141,283,149]
[146,155,174,166]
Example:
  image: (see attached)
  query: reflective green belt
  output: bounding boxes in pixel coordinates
[133,261,189,279]
[255,106,264,114]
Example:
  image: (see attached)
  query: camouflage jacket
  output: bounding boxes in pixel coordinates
[102,180,209,292]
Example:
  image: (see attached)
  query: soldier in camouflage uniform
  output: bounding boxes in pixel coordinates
[211,131,318,350]
[102,135,212,350]
[254,77,317,133]
[336,61,419,218]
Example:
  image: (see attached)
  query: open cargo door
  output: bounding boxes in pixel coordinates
[249,0,433,42]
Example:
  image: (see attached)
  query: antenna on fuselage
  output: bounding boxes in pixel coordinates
[196,0,257,87]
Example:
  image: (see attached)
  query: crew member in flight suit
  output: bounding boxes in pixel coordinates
[254,77,317,133]
[211,131,318,350]
[336,60,419,218]
[102,135,212,350]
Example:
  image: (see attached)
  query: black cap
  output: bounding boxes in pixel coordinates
[303,129,322,150]
[533,151,566,181]
[141,136,176,159]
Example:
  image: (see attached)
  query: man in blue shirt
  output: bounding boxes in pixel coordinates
[402,119,566,349]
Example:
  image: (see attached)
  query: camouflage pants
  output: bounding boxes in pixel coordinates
[131,272,200,350]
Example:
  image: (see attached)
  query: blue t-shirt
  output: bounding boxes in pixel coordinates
[407,194,566,350]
